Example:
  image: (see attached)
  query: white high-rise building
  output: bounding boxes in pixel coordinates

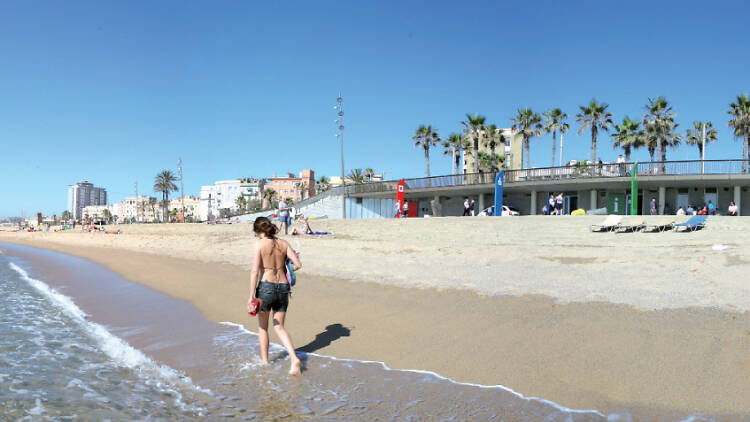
[68,181,107,220]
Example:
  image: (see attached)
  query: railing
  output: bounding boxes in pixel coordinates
[296,160,750,202]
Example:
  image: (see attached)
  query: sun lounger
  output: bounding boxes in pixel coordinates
[673,215,708,232]
[642,217,675,232]
[590,215,622,232]
[614,216,646,233]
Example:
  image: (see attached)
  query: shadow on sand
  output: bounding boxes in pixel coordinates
[298,323,352,354]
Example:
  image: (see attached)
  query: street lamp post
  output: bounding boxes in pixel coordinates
[335,93,346,219]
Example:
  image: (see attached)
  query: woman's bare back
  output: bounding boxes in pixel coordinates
[259,238,290,283]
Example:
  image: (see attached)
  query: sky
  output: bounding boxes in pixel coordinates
[1,0,749,218]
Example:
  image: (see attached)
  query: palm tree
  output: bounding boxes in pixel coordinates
[460,113,486,173]
[543,108,569,167]
[728,94,750,172]
[611,116,645,162]
[316,176,330,192]
[61,210,71,222]
[643,97,680,173]
[102,208,112,224]
[576,99,613,166]
[148,197,158,222]
[685,121,719,159]
[482,124,505,172]
[262,188,277,209]
[477,151,504,172]
[347,168,366,184]
[511,108,543,169]
[412,125,441,178]
[442,133,467,175]
[154,170,178,223]
[235,195,248,212]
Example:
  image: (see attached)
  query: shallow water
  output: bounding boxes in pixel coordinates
[0,243,724,421]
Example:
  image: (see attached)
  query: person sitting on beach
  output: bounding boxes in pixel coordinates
[728,201,738,216]
[698,204,709,215]
[676,206,686,216]
[248,216,303,376]
[291,217,313,235]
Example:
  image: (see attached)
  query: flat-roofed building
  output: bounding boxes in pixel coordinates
[68,181,107,220]
[266,169,315,205]
[462,128,523,173]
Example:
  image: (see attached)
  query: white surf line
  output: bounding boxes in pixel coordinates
[8,261,212,412]
[219,321,617,419]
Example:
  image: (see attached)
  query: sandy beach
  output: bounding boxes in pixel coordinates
[1,216,749,420]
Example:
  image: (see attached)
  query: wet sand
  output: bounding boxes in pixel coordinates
[1,217,749,419]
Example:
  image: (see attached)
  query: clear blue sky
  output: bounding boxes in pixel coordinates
[1,1,748,218]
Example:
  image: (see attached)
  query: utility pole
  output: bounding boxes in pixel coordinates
[335,93,346,219]
[178,158,185,222]
[559,132,564,167]
[134,182,139,223]
[701,122,706,174]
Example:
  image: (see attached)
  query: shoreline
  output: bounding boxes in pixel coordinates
[1,231,749,419]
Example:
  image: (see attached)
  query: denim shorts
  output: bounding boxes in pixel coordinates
[257,282,290,313]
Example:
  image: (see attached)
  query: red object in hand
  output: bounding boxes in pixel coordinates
[248,298,263,316]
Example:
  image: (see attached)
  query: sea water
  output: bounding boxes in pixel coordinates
[0,245,722,421]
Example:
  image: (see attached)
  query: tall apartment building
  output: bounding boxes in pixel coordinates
[266,169,315,205]
[68,181,107,220]
[462,128,523,173]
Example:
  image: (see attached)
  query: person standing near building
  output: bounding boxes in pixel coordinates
[403,201,409,219]
[463,198,471,216]
[555,193,564,215]
[470,199,475,216]
[278,197,291,235]
[708,200,715,215]
[650,198,657,215]
[728,201,738,216]
[548,194,556,216]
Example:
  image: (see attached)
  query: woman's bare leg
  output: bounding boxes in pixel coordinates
[257,311,271,364]
[272,311,301,375]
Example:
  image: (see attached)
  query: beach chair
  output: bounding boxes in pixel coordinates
[614,216,646,233]
[642,217,675,232]
[589,215,622,232]
[673,215,708,232]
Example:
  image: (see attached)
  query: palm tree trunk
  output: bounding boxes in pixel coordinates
[660,142,667,173]
[424,146,431,178]
[490,143,496,173]
[744,132,749,173]
[625,146,631,162]
[657,136,664,174]
[524,136,530,169]
[455,149,461,175]
[551,130,557,167]
[697,143,703,161]
[473,134,479,174]
[591,127,598,170]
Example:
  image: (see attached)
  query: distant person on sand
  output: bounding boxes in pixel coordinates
[555,193,563,215]
[394,201,402,218]
[403,201,409,218]
[728,201,738,216]
[248,217,303,376]
[291,217,313,235]
[277,197,291,235]
[463,198,471,216]
[676,206,686,216]
[470,199,475,216]
[708,200,715,215]
[650,198,657,215]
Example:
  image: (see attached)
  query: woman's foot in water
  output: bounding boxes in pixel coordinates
[289,358,301,376]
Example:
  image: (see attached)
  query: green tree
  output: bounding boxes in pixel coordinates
[461,113,486,173]
[685,121,719,159]
[477,151,504,172]
[347,168,366,184]
[543,108,569,167]
[102,208,112,224]
[643,97,680,172]
[363,168,375,182]
[154,170,178,222]
[235,195,248,212]
[576,99,613,166]
[443,132,468,174]
[61,210,71,222]
[148,197,158,222]
[412,125,441,177]
[482,124,504,172]
[262,189,277,209]
[728,94,750,172]
[511,108,543,169]
[316,176,330,192]
[611,116,645,162]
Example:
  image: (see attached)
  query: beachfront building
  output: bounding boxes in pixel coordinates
[266,169,315,204]
[109,196,157,223]
[462,128,524,173]
[240,177,266,203]
[67,181,107,220]
[81,204,111,223]
[295,160,750,218]
[198,179,252,221]
[169,196,200,221]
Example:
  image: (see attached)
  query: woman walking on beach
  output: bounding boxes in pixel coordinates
[248,217,303,375]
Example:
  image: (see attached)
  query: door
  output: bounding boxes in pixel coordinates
[607,193,626,215]
[563,195,578,215]
[625,193,642,215]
